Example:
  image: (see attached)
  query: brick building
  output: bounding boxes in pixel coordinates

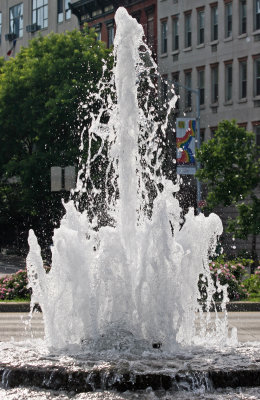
[70,0,157,58]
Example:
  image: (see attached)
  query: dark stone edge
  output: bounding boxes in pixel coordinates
[0,364,260,393]
[0,303,40,312]
[1,302,260,313]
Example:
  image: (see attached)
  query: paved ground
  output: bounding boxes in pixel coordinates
[0,312,259,343]
[0,312,43,341]
[0,254,26,278]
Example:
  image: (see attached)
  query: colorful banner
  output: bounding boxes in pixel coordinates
[176,118,196,165]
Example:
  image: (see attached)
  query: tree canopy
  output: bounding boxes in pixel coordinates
[196,120,259,209]
[0,27,112,251]
[196,120,260,260]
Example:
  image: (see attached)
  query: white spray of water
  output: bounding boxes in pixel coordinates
[27,8,237,352]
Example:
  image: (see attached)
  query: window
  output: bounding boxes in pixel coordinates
[200,129,205,143]
[0,12,2,43]
[225,2,232,38]
[197,9,205,45]
[239,60,247,99]
[239,0,247,34]
[211,5,218,41]
[255,124,260,146]
[161,20,167,53]
[94,24,102,41]
[225,63,233,102]
[172,72,179,109]
[210,127,217,138]
[33,0,48,29]
[161,75,168,103]
[254,56,260,96]
[146,11,154,48]
[57,0,63,23]
[92,9,102,17]
[107,23,114,48]
[211,64,218,103]
[10,4,23,38]
[255,0,260,30]
[172,16,179,51]
[184,70,192,108]
[184,12,192,47]
[65,0,71,20]
[197,68,205,105]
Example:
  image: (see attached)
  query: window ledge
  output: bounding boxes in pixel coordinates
[171,50,179,55]
[252,29,260,36]
[183,46,192,52]
[253,95,260,101]
[238,98,247,103]
[210,102,219,107]
[38,27,48,32]
[209,40,218,46]
[223,100,233,106]
[160,52,168,58]
[196,43,205,49]
[238,33,247,39]
[224,36,233,42]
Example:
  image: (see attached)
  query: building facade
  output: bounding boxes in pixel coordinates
[158,0,260,145]
[70,0,157,57]
[0,1,157,59]
[158,0,260,256]
[0,1,79,58]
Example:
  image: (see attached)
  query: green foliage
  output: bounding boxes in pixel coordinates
[196,120,259,209]
[0,27,112,250]
[0,270,30,300]
[243,266,260,297]
[227,195,260,240]
[196,120,260,259]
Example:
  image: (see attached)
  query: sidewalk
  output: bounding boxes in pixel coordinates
[0,254,26,277]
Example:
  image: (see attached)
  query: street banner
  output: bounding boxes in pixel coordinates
[176,118,196,166]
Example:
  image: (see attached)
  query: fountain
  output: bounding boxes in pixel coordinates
[26,6,233,352]
[1,7,260,398]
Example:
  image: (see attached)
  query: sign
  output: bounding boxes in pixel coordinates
[51,167,62,192]
[176,118,196,166]
[176,166,196,175]
[51,166,76,191]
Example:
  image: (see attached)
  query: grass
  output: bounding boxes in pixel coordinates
[246,295,260,302]
[0,297,30,303]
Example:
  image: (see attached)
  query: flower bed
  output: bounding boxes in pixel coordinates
[199,256,255,302]
[0,270,31,301]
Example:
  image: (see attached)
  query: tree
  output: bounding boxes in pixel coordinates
[196,120,260,261]
[0,27,112,252]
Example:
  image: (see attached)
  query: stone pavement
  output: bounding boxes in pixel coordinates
[0,311,259,343]
[0,254,26,278]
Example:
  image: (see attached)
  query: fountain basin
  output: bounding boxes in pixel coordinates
[1,341,260,394]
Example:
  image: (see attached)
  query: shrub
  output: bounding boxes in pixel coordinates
[243,266,260,296]
[0,269,31,300]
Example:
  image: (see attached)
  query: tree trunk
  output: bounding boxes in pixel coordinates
[251,233,258,273]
